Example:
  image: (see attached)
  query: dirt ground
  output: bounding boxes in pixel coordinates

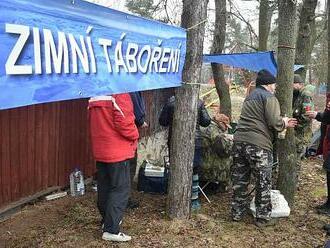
[1,91,328,248]
[0,158,329,248]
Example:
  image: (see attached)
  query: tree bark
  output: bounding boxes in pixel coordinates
[327,0,330,92]
[276,0,297,206]
[211,0,231,118]
[295,0,318,81]
[258,0,273,51]
[166,0,208,219]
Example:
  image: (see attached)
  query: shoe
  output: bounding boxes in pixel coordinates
[102,232,131,242]
[255,218,278,228]
[317,207,330,215]
[127,199,139,209]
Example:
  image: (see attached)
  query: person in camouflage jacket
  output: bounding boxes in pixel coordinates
[292,74,314,159]
[200,113,233,190]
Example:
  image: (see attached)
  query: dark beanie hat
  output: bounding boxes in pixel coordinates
[293,74,304,84]
[256,69,276,86]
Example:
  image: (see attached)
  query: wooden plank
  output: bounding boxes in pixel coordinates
[54,102,60,186]
[71,101,78,173]
[9,108,20,202]
[41,104,50,189]
[0,110,11,206]
[57,101,67,186]
[78,99,94,178]
[18,107,28,197]
[76,100,86,173]
[27,105,36,195]
[0,186,61,222]
[69,101,77,181]
[0,176,93,221]
[83,99,95,177]
[47,103,57,187]
[34,104,44,191]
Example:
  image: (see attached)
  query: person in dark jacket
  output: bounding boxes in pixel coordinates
[159,95,211,210]
[128,92,148,209]
[232,69,297,228]
[130,92,148,128]
[307,94,330,215]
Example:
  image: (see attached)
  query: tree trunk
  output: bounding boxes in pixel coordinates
[295,0,318,81]
[166,0,208,219]
[211,0,231,118]
[276,0,297,206]
[327,0,330,92]
[258,0,273,51]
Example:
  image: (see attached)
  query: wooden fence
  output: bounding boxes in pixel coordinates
[0,88,173,209]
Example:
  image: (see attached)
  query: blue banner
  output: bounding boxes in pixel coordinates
[204,51,303,76]
[204,52,277,75]
[0,0,186,109]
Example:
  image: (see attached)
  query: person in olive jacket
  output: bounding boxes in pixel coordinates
[232,69,297,228]
[159,95,211,210]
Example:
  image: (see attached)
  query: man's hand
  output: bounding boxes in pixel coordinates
[213,112,229,125]
[305,111,317,119]
[283,117,298,128]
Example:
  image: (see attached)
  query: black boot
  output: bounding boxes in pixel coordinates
[317,207,330,215]
[316,201,330,210]
[317,172,330,214]
[255,218,278,228]
[323,224,330,231]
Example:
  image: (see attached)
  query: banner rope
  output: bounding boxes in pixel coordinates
[186,19,207,31]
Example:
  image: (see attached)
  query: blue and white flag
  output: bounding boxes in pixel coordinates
[0,0,186,109]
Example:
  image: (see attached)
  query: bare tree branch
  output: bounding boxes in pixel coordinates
[164,0,173,24]
[314,18,327,42]
[227,0,258,39]
[237,41,259,51]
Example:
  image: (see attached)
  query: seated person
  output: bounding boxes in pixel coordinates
[159,95,211,210]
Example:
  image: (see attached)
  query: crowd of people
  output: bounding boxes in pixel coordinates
[87,69,328,242]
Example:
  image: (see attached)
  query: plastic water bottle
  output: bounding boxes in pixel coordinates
[69,168,85,196]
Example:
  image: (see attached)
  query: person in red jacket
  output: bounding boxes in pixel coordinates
[88,93,139,242]
[307,93,330,215]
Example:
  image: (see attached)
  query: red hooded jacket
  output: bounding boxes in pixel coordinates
[318,93,330,158]
[88,94,139,163]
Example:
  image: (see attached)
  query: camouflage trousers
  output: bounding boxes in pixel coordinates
[231,142,273,220]
[295,127,312,159]
[295,128,312,180]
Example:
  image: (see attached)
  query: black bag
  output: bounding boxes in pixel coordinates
[137,162,169,194]
[323,154,330,171]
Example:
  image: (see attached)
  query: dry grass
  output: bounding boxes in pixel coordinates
[0,158,329,248]
[1,90,329,247]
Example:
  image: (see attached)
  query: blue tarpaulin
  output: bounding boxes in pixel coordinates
[203,51,303,75]
[0,0,186,110]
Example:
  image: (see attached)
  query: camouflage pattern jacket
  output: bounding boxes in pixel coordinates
[292,88,313,136]
[200,122,233,185]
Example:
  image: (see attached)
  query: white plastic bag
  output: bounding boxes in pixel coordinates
[250,190,290,218]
